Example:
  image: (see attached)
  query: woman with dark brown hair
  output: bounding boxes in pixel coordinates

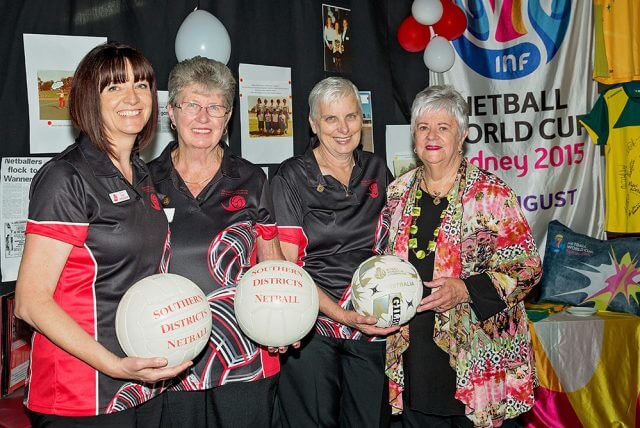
[15,42,189,427]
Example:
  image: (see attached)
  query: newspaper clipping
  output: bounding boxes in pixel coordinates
[1,157,50,282]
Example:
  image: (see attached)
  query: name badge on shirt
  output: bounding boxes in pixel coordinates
[109,190,130,204]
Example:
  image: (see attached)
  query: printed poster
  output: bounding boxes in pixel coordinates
[23,34,106,154]
[140,91,172,162]
[359,91,374,153]
[385,125,416,177]
[239,63,293,164]
[1,157,50,282]
[429,0,603,254]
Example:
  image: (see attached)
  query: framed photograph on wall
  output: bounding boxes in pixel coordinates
[322,4,352,73]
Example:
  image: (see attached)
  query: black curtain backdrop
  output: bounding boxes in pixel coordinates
[1,0,430,161]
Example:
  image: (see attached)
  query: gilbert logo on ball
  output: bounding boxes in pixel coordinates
[115,273,212,367]
[234,260,319,347]
[351,255,423,328]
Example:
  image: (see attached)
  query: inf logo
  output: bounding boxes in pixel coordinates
[452,0,571,80]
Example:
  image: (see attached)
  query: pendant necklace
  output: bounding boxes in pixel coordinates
[421,170,444,205]
[421,167,459,206]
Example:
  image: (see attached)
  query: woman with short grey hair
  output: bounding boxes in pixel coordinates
[167,56,235,111]
[409,84,469,136]
[271,77,395,427]
[147,56,287,427]
[384,85,540,427]
[308,76,361,121]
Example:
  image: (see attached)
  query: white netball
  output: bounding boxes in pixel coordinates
[234,260,319,347]
[351,255,423,328]
[115,273,212,367]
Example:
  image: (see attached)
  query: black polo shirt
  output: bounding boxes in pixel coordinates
[25,133,169,416]
[148,141,280,391]
[271,138,393,341]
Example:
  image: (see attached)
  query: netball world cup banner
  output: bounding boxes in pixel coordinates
[430,0,604,254]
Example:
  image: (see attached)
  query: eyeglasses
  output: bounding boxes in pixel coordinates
[175,102,229,118]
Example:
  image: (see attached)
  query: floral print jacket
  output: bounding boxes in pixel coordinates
[384,161,541,427]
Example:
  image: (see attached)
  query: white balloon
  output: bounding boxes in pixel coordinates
[175,10,231,63]
[423,36,455,72]
[411,0,443,26]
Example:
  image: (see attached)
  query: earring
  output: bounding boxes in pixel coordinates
[223,126,228,136]
[458,148,463,155]
[413,147,417,154]
[170,122,176,131]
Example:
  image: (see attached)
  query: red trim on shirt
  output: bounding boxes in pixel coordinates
[26,244,99,416]
[255,223,278,241]
[26,220,89,247]
[260,347,280,377]
[276,226,308,266]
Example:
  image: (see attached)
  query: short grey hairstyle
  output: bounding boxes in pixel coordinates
[410,85,469,137]
[168,56,236,109]
[308,77,362,121]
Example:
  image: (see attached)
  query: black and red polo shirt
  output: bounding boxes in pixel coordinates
[25,133,169,416]
[271,138,393,340]
[148,141,279,391]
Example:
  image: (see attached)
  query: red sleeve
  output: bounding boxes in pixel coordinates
[276,226,308,266]
[26,220,88,247]
[26,160,89,246]
[255,223,278,240]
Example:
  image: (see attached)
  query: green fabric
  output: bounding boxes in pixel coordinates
[525,303,566,322]
[614,83,640,128]
[578,95,609,146]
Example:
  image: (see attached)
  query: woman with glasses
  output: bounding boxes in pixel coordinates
[147,56,287,427]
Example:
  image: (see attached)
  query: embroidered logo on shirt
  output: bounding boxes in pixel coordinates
[222,195,247,212]
[109,190,130,203]
[361,179,380,199]
[368,183,379,199]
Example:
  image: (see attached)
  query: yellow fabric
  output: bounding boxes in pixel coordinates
[579,86,640,232]
[531,311,640,427]
[593,0,640,84]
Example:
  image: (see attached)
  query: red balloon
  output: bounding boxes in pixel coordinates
[397,16,430,52]
[432,1,467,41]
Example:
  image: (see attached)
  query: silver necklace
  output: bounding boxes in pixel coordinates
[173,146,221,186]
[182,173,216,185]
